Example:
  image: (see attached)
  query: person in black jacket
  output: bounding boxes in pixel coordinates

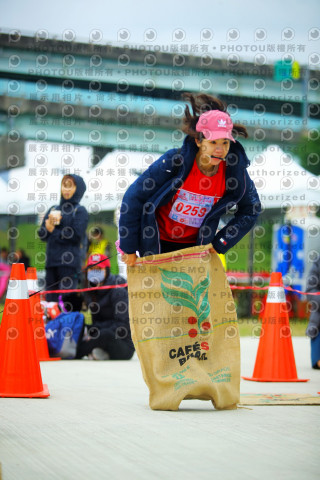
[306,257,320,369]
[15,248,30,270]
[119,93,261,266]
[38,174,89,306]
[76,253,134,360]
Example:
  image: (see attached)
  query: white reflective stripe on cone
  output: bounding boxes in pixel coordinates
[6,279,29,300]
[266,286,286,304]
[27,279,38,292]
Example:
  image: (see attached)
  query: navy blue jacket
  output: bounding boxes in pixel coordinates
[85,273,134,348]
[38,174,89,269]
[119,136,261,256]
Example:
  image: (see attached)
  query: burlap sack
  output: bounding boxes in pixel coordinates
[127,244,240,411]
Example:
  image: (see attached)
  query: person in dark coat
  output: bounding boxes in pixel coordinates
[38,174,89,305]
[15,248,30,269]
[119,93,261,266]
[306,257,320,369]
[76,253,134,360]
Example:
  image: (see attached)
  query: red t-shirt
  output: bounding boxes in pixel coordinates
[156,159,226,243]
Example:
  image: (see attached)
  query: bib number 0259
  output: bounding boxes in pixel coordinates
[174,203,207,217]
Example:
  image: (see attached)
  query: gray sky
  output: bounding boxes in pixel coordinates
[1,0,320,64]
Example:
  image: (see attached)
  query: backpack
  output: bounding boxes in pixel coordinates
[45,312,84,359]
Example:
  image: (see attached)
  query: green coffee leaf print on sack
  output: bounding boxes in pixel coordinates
[159,268,211,333]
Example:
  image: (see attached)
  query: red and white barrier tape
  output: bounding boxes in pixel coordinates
[39,283,319,296]
[40,283,128,294]
[229,285,319,295]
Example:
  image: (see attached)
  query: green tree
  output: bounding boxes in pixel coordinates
[296,131,320,176]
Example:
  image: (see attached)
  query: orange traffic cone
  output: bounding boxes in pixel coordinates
[0,263,50,397]
[243,272,309,382]
[26,267,60,361]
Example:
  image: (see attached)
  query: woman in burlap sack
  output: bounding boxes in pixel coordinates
[119,93,261,263]
[117,93,261,410]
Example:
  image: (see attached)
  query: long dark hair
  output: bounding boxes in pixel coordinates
[181,93,248,140]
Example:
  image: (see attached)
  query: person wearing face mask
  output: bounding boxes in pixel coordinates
[76,253,134,360]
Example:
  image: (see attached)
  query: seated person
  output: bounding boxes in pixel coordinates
[76,253,134,360]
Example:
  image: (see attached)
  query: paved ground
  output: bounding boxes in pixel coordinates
[0,336,319,480]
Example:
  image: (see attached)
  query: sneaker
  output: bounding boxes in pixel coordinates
[91,348,110,361]
[81,355,94,360]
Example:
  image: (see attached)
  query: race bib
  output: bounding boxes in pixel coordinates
[169,189,219,228]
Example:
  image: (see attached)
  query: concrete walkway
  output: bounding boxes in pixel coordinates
[0,337,319,480]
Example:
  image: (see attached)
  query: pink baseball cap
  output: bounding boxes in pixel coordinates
[87,254,111,269]
[196,110,236,142]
